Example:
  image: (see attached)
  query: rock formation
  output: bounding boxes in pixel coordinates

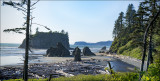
[19,32,70,49]
[72,48,76,56]
[101,46,106,50]
[83,47,96,56]
[74,47,81,61]
[46,42,70,57]
[99,46,106,53]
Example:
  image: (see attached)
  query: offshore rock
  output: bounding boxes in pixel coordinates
[83,47,96,56]
[46,42,70,57]
[74,47,81,61]
[99,46,106,53]
[101,46,106,50]
[19,32,69,49]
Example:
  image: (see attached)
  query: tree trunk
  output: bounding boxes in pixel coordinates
[23,0,31,81]
[139,9,160,80]
[147,0,155,71]
[147,25,153,70]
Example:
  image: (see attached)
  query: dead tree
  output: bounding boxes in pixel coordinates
[23,0,30,80]
[3,0,39,81]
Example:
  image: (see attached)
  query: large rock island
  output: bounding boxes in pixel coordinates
[19,31,69,49]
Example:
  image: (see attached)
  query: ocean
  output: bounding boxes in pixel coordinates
[0,43,109,66]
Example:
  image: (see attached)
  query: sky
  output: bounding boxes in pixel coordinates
[1,0,142,44]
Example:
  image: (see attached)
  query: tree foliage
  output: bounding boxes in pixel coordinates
[110,0,160,62]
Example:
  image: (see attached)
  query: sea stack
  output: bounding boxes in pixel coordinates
[101,46,106,50]
[46,42,70,57]
[74,47,81,61]
[83,47,96,56]
[99,46,106,53]
[19,31,70,49]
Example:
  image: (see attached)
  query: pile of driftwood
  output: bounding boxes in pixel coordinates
[1,59,114,80]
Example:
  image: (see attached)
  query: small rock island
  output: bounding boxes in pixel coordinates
[46,42,71,57]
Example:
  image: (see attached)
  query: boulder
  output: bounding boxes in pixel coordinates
[101,46,106,50]
[46,42,70,57]
[83,47,96,56]
[99,46,106,53]
[73,47,81,61]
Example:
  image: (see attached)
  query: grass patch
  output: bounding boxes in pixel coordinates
[121,47,142,60]
[4,72,139,81]
[3,79,48,81]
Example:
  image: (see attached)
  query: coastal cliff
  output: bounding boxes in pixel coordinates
[19,31,69,49]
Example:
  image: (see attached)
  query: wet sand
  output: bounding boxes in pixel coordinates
[37,55,112,64]
[1,53,140,72]
[104,53,147,71]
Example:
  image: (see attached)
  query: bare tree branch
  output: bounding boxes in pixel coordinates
[22,12,27,16]
[31,0,40,7]
[30,7,36,10]
[32,23,52,31]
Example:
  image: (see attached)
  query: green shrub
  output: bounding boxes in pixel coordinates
[51,72,138,81]
[4,79,48,81]
[141,54,160,81]
[118,41,132,54]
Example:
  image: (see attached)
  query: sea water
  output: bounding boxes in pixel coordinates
[0,43,109,66]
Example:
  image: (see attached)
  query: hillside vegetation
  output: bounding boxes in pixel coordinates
[109,0,160,61]
[109,0,160,80]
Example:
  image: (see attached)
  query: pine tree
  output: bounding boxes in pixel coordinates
[131,3,149,48]
[125,4,136,29]
[112,12,124,38]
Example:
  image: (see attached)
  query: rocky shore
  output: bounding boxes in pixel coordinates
[0,58,109,80]
[0,53,145,80]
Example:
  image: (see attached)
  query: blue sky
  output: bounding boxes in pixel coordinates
[1,1,142,44]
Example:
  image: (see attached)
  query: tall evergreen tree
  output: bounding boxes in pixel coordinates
[112,12,125,38]
[131,3,149,48]
[125,4,136,29]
